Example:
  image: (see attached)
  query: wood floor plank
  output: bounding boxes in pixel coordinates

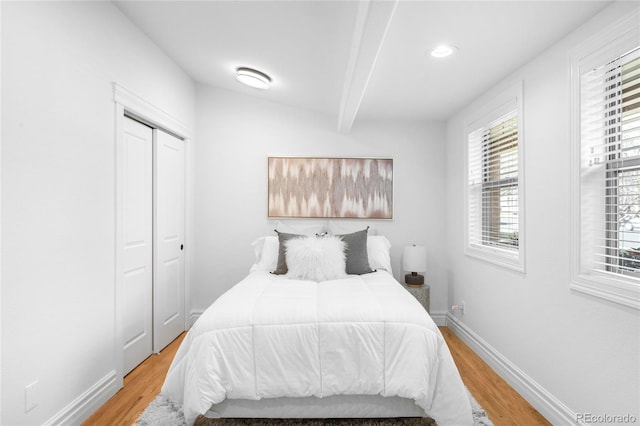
[83,327,549,426]
[83,333,185,426]
[439,327,550,426]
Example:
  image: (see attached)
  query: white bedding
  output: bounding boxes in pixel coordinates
[161,271,473,425]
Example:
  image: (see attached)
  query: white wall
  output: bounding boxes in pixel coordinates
[10,2,634,425]
[191,84,448,319]
[1,2,194,424]
[445,2,639,423]
[0,2,3,422]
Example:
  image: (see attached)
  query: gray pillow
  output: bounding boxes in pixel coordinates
[339,228,374,275]
[272,230,301,275]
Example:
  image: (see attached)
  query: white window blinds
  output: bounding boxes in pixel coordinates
[580,47,640,279]
[468,112,519,249]
[466,85,524,272]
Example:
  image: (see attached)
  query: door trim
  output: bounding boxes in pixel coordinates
[113,82,192,384]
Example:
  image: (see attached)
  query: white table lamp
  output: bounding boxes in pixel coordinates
[402,244,427,286]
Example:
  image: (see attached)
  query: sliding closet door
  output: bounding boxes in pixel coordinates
[153,129,185,352]
[122,117,153,375]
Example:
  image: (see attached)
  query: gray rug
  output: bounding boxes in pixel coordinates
[138,393,493,426]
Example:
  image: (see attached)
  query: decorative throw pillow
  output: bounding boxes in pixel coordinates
[275,220,327,236]
[273,230,301,275]
[285,235,347,282]
[338,228,375,275]
[328,221,376,236]
[367,235,392,272]
[250,236,280,272]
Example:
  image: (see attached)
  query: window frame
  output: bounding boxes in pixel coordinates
[464,82,526,272]
[569,9,640,310]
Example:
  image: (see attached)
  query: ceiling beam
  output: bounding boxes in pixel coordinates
[337,0,398,134]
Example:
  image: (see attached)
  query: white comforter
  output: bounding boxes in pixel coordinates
[161,271,473,425]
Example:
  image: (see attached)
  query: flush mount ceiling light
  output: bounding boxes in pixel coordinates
[430,45,458,58]
[235,67,271,90]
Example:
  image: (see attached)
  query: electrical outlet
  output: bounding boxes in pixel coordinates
[451,301,466,315]
[25,380,39,413]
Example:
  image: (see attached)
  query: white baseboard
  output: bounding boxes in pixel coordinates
[429,310,447,326]
[189,309,203,328]
[445,313,585,426]
[45,370,120,426]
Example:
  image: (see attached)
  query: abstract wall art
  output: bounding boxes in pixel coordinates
[268,157,393,219]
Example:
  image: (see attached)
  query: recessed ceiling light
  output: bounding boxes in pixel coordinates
[430,45,458,58]
[235,67,271,90]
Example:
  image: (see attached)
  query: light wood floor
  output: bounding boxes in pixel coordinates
[83,327,549,426]
[439,327,549,426]
[82,333,186,426]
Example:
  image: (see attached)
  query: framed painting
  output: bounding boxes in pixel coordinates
[268,157,393,219]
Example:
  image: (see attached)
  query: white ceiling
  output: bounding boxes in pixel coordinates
[115,0,611,130]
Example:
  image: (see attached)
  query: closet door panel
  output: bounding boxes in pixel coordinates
[122,117,153,374]
[153,129,185,352]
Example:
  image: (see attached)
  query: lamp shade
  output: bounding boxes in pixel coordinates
[402,244,427,272]
[403,245,426,286]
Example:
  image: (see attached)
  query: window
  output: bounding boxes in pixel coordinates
[571,11,640,309]
[604,54,640,277]
[465,83,524,271]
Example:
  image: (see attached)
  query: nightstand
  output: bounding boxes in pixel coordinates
[402,283,430,314]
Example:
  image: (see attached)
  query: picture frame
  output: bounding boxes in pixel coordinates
[267,157,393,219]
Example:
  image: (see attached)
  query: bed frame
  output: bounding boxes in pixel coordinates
[206,395,427,419]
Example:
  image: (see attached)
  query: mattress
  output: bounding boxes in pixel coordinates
[162,270,473,425]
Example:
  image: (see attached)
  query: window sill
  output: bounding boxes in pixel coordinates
[570,273,640,310]
[465,245,525,274]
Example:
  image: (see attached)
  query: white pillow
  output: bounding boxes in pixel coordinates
[285,236,347,282]
[328,220,377,236]
[367,236,392,273]
[250,236,279,272]
[275,220,327,236]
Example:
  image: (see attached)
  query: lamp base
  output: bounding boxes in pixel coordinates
[404,272,424,287]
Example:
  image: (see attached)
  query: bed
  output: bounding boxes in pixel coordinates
[161,228,473,425]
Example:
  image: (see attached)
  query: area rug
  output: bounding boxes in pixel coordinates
[137,392,493,426]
